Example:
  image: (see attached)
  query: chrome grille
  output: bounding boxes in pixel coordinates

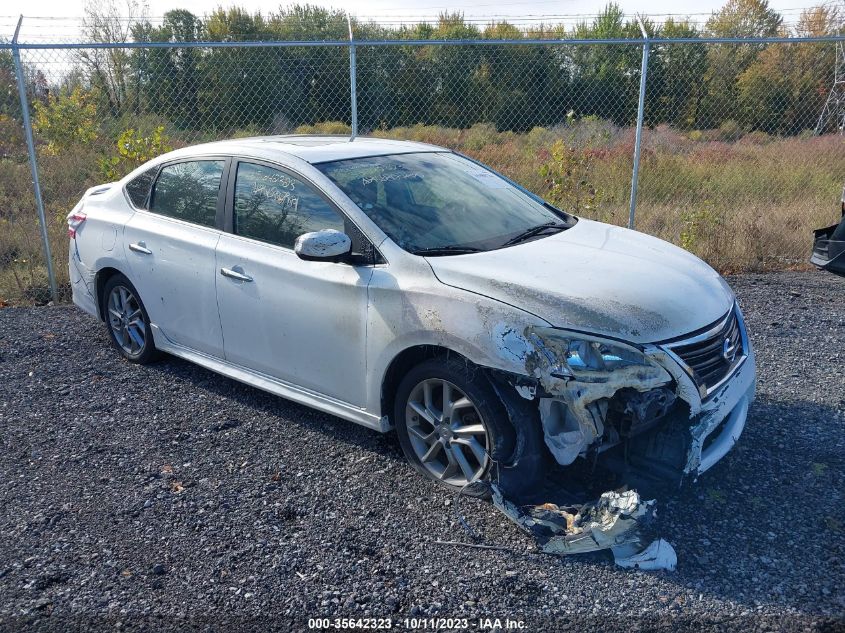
[664,309,745,396]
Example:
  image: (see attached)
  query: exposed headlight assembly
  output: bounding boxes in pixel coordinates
[529,327,657,382]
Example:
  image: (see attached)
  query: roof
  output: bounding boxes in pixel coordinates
[166,135,444,165]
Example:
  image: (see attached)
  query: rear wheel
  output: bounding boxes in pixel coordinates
[102,274,159,364]
[394,358,515,496]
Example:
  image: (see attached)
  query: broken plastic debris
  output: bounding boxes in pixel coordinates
[491,484,675,570]
[612,538,677,571]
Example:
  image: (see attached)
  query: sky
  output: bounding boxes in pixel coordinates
[0,0,824,41]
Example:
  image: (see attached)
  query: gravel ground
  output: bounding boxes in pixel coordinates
[0,271,843,632]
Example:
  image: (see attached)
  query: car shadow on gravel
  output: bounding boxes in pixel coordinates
[141,354,408,460]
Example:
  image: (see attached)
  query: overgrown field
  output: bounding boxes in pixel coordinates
[1,116,842,304]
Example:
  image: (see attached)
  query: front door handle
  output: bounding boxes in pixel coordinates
[220,267,253,282]
[129,241,152,255]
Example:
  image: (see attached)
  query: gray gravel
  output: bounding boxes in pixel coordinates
[0,271,843,632]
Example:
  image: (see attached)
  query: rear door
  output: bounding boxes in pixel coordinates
[214,160,373,406]
[124,158,229,356]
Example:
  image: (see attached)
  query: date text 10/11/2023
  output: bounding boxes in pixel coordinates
[307,617,527,630]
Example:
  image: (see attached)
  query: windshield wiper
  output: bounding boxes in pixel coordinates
[501,222,568,247]
[412,245,484,256]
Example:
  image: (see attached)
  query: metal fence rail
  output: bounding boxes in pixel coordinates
[2,17,844,304]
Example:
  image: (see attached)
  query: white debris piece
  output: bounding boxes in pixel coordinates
[491,485,676,570]
[613,538,678,571]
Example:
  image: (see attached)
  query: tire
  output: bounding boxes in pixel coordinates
[394,357,515,497]
[101,273,160,364]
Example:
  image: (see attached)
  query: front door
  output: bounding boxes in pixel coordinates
[215,160,372,406]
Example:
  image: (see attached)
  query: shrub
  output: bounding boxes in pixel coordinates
[716,120,744,143]
[462,123,502,151]
[539,139,603,215]
[294,121,352,135]
[32,87,98,155]
[99,126,173,181]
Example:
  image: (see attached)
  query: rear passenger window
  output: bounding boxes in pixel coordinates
[125,166,158,209]
[234,162,345,249]
[149,160,225,228]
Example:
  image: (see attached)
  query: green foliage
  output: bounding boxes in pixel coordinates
[701,0,785,127]
[25,1,823,137]
[716,120,745,142]
[811,462,828,476]
[680,204,721,252]
[32,87,98,155]
[99,126,172,180]
[539,139,604,215]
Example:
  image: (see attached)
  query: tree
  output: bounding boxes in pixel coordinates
[648,20,708,128]
[700,0,783,127]
[267,5,352,127]
[567,4,644,125]
[200,8,278,129]
[79,0,148,116]
[738,5,842,134]
[135,10,203,127]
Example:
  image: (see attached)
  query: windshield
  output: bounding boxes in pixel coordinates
[316,152,573,254]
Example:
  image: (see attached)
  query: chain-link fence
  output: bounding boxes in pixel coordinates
[2,19,845,304]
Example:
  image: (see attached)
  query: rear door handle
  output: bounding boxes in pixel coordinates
[220,267,253,282]
[129,241,152,255]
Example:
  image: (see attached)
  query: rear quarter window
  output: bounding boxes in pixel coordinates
[125,166,158,209]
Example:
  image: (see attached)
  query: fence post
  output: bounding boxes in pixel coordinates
[628,16,650,231]
[346,13,358,140]
[12,15,58,302]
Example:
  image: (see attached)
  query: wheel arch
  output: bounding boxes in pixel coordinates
[380,344,476,424]
[94,266,129,320]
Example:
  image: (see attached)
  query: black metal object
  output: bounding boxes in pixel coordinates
[607,387,678,439]
[811,188,845,277]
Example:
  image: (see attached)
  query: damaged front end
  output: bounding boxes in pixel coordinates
[487,304,756,569]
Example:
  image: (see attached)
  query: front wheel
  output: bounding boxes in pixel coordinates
[102,273,159,364]
[394,358,515,496]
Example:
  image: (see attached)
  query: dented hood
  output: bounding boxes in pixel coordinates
[426,219,734,344]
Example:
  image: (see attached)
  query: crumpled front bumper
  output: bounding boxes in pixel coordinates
[685,351,755,476]
[525,305,757,482]
[488,306,756,568]
[648,311,757,479]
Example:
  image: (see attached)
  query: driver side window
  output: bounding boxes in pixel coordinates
[233,162,345,249]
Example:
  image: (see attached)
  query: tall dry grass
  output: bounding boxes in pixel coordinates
[363,122,842,272]
[2,119,842,304]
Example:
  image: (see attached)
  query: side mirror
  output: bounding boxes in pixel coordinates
[294,229,352,262]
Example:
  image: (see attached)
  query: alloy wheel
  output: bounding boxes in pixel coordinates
[107,285,146,356]
[405,378,490,486]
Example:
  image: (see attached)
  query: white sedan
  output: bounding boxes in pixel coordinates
[67,136,756,498]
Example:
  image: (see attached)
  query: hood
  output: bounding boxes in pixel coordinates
[426,219,734,344]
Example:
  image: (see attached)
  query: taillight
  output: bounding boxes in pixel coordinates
[67,212,87,238]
